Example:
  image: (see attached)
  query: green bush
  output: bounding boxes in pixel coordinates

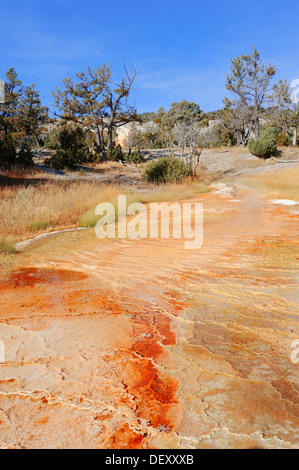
[17,141,34,166]
[44,128,60,149]
[106,144,124,161]
[198,123,236,149]
[123,148,145,164]
[276,132,292,146]
[219,126,237,147]
[262,127,279,140]
[0,238,16,254]
[106,145,145,164]
[44,126,91,169]
[0,134,17,166]
[29,220,52,231]
[143,156,191,183]
[248,128,277,158]
[88,149,102,163]
[45,150,77,170]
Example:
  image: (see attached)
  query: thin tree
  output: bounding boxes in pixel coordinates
[0,68,22,135]
[269,79,299,145]
[221,103,253,146]
[162,100,203,170]
[18,84,48,147]
[225,47,277,140]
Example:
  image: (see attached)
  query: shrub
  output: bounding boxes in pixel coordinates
[123,148,145,164]
[198,123,236,148]
[143,156,191,183]
[128,123,163,149]
[88,149,102,163]
[219,126,237,147]
[17,141,34,166]
[106,145,145,164]
[106,144,124,161]
[276,132,292,146]
[44,125,91,169]
[0,238,16,254]
[0,134,17,166]
[262,127,279,140]
[248,128,277,158]
[29,220,52,231]
[45,150,81,170]
[44,128,60,149]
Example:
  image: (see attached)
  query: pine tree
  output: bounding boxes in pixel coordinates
[225,47,277,140]
[52,64,138,158]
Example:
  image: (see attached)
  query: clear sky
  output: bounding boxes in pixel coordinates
[0,0,298,114]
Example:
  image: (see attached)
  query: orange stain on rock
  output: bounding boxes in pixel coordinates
[0,267,87,290]
[0,186,298,448]
[108,423,148,449]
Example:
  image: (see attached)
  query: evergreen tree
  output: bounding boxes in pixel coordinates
[225,47,276,140]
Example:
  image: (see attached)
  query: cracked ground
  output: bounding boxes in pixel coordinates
[0,185,298,448]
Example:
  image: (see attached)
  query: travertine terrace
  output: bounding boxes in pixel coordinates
[0,185,298,449]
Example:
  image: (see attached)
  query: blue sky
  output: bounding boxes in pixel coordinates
[0,0,298,114]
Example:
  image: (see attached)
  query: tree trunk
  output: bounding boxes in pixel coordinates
[106,128,113,154]
[35,136,40,148]
[238,130,247,147]
[95,126,107,160]
[94,127,102,152]
[293,127,297,146]
[180,145,184,162]
[254,117,260,140]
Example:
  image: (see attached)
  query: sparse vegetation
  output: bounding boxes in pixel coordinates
[0,237,16,254]
[17,140,34,166]
[224,47,277,142]
[0,174,209,243]
[123,148,144,164]
[0,134,17,166]
[106,144,125,162]
[143,156,191,183]
[238,165,299,200]
[248,127,278,158]
[0,51,298,248]
[44,125,91,169]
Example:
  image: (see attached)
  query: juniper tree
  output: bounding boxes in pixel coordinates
[270,80,299,145]
[221,103,253,146]
[52,64,138,158]
[18,84,48,146]
[0,69,48,151]
[269,80,292,133]
[225,47,277,140]
[0,68,22,135]
[162,101,203,171]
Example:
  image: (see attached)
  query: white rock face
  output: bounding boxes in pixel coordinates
[116,121,159,148]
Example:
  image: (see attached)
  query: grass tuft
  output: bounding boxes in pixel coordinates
[0,238,16,254]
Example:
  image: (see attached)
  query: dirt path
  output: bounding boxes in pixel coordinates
[0,186,298,449]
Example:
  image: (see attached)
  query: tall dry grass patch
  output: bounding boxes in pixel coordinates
[0,179,209,242]
[0,182,119,239]
[239,165,299,201]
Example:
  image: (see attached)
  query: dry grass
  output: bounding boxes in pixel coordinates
[0,178,209,250]
[238,165,299,201]
[0,181,114,240]
[79,180,209,227]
